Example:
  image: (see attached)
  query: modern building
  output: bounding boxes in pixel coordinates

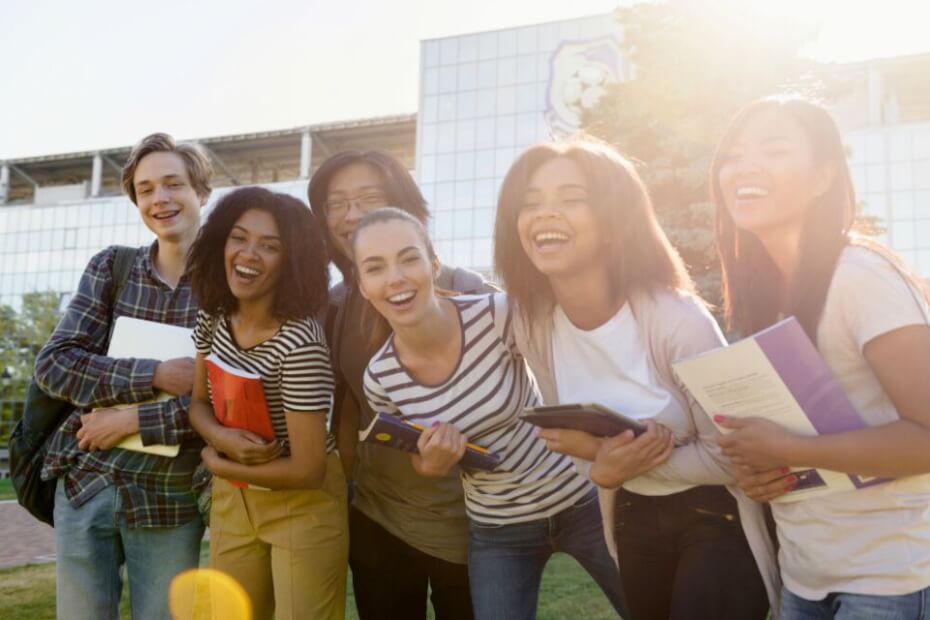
[1,13,928,312]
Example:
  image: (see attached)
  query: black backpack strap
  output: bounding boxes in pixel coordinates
[109,245,137,308]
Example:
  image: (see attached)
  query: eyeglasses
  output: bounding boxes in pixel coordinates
[325,191,389,218]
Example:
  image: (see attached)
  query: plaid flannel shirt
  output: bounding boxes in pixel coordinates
[38,243,205,528]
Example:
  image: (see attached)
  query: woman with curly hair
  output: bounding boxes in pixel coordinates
[187,186,347,620]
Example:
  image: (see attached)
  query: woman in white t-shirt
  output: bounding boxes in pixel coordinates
[493,140,775,619]
[352,207,629,620]
[710,96,930,619]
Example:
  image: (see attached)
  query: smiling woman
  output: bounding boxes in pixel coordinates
[185,186,348,620]
[493,139,778,620]
[711,96,930,619]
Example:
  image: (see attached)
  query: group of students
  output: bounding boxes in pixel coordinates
[33,95,930,620]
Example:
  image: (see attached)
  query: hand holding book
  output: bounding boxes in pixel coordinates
[358,412,501,471]
[715,414,799,472]
[212,426,282,466]
[413,422,468,477]
[589,420,675,489]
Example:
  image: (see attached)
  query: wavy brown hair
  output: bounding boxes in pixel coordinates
[711,97,857,340]
[494,140,693,323]
[121,132,214,205]
[189,186,329,321]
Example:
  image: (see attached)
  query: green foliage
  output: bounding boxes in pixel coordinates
[0,291,61,442]
[582,0,847,306]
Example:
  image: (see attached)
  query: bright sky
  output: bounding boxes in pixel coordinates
[2,0,928,160]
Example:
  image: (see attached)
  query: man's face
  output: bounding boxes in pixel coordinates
[132,151,205,243]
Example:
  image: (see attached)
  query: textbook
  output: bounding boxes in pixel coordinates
[672,317,887,502]
[205,353,275,489]
[107,317,194,458]
[520,404,647,438]
[358,412,501,471]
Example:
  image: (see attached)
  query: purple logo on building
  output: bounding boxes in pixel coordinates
[544,37,625,136]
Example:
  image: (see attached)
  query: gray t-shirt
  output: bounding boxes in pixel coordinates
[337,266,493,564]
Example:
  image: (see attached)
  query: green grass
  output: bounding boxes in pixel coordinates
[0,549,614,619]
[0,477,14,501]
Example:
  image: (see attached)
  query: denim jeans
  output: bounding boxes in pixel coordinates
[54,477,205,620]
[467,489,628,620]
[781,585,930,620]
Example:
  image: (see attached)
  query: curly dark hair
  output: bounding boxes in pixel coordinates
[188,186,329,320]
[307,150,429,280]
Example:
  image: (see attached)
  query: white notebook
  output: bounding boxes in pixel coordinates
[106,316,195,458]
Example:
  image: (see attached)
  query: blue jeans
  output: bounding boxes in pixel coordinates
[54,477,205,620]
[467,490,628,620]
[781,585,930,620]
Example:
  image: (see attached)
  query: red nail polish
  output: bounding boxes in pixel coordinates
[713,415,725,423]
[787,475,798,484]
[780,467,791,475]
[431,421,440,428]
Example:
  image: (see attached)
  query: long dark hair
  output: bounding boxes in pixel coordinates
[189,186,329,320]
[307,150,429,280]
[494,140,693,323]
[711,96,856,339]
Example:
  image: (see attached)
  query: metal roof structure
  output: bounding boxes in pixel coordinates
[1,114,417,204]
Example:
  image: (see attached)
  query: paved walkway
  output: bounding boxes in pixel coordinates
[0,500,56,569]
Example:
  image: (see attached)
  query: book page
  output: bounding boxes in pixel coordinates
[674,327,855,501]
[108,317,195,458]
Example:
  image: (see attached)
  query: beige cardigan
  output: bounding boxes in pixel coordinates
[511,288,781,616]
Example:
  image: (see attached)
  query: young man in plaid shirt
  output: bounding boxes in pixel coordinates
[35,133,214,620]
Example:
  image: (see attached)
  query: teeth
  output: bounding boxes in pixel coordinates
[235,265,260,277]
[154,211,179,219]
[534,231,569,243]
[736,186,769,198]
[388,291,415,303]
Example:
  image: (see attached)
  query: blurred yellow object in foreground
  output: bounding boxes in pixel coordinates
[169,568,252,620]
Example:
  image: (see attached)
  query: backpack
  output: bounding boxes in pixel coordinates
[8,246,137,526]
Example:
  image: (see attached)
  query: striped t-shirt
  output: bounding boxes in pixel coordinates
[364,293,590,525]
[193,310,336,454]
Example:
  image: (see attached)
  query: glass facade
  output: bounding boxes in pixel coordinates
[1,13,929,314]
[847,123,930,274]
[0,180,309,309]
[416,15,625,272]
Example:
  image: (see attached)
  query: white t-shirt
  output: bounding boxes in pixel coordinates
[552,303,695,496]
[775,246,930,599]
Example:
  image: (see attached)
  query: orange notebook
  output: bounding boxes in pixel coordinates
[205,353,275,489]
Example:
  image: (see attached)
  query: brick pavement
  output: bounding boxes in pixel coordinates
[0,501,56,569]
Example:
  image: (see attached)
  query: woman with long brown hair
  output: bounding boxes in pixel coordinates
[494,139,776,619]
[711,96,930,618]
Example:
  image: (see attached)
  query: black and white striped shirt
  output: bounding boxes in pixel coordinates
[193,310,336,454]
[364,293,590,525]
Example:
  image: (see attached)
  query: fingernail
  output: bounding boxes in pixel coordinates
[431,421,440,428]
[787,475,798,484]
[713,415,725,423]
[780,466,791,475]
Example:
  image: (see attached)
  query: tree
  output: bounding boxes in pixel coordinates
[0,291,61,442]
[582,0,844,307]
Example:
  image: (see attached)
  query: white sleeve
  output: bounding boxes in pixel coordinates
[836,250,929,349]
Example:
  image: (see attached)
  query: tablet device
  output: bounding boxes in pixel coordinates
[521,403,648,438]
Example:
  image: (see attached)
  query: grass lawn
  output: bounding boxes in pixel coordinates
[0,477,15,501]
[0,550,615,619]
